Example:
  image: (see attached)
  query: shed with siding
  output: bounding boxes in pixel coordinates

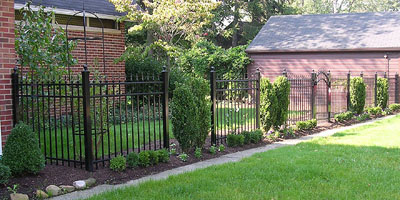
[246,12,400,79]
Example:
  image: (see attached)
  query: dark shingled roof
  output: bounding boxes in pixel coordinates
[246,12,400,53]
[15,0,131,17]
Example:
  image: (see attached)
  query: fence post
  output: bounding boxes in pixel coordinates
[347,71,351,111]
[327,71,331,122]
[82,65,93,172]
[360,71,364,78]
[11,67,19,126]
[210,66,217,145]
[395,73,399,103]
[256,68,261,129]
[384,72,387,79]
[282,69,287,77]
[311,70,317,119]
[162,66,170,149]
[374,72,378,107]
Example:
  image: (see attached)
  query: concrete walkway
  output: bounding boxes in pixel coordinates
[52,115,395,200]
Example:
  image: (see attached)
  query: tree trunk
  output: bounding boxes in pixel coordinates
[232,0,239,47]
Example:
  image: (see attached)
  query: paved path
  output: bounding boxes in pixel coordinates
[52,115,395,200]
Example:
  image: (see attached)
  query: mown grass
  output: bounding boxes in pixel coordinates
[87,115,400,200]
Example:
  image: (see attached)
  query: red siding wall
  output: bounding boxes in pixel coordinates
[0,0,15,144]
[248,51,400,79]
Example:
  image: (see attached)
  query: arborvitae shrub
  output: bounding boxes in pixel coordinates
[376,77,389,109]
[273,76,291,129]
[260,78,277,132]
[2,122,45,176]
[350,77,366,114]
[171,76,211,152]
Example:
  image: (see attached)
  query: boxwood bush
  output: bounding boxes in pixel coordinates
[227,134,244,147]
[350,77,366,114]
[389,104,400,112]
[138,151,151,167]
[126,152,139,168]
[296,119,317,130]
[2,122,45,176]
[171,76,211,152]
[376,77,389,109]
[156,149,170,163]
[366,106,383,116]
[0,163,11,184]
[109,155,126,172]
[334,111,354,122]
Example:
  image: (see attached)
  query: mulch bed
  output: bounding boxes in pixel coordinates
[0,114,393,199]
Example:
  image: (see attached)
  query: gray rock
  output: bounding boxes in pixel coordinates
[84,178,96,187]
[36,189,49,199]
[60,185,75,193]
[73,180,86,190]
[10,193,29,200]
[46,185,61,196]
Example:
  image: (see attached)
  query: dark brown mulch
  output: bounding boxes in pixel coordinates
[0,113,393,199]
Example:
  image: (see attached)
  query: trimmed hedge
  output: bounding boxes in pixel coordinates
[0,163,11,184]
[171,76,211,152]
[2,122,45,176]
[376,77,389,109]
[334,111,354,122]
[227,134,244,147]
[350,77,366,114]
[110,155,126,172]
[126,152,139,168]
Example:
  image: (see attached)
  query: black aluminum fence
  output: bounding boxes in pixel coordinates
[12,68,169,171]
[286,70,400,124]
[210,68,260,145]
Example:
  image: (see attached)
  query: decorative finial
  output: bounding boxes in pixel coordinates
[83,64,88,71]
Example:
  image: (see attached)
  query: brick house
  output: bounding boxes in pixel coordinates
[0,0,126,149]
[246,12,400,79]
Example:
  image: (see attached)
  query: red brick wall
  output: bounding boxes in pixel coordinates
[66,23,125,80]
[0,0,15,144]
[248,51,400,79]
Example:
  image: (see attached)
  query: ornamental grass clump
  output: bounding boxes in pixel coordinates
[2,122,45,176]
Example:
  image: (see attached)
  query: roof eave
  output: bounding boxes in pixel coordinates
[14,3,126,21]
[246,47,400,54]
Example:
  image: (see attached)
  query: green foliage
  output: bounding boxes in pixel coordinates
[126,152,139,168]
[157,149,170,163]
[2,122,45,176]
[119,45,163,77]
[169,144,177,155]
[274,76,291,128]
[176,40,251,79]
[178,153,189,162]
[376,77,389,109]
[243,130,263,144]
[171,76,211,152]
[194,148,203,159]
[366,107,383,116]
[15,2,76,80]
[218,144,225,152]
[110,155,126,172]
[227,134,245,147]
[350,77,366,114]
[389,104,400,112]
[334,111,354,122]
[148,151,159,166]
[260,77,290,131]
[138,151,151,168]
[209,145,217,155]
[296,119,318,130]
[356,113,371,122]
[260,78,277,131]
[0,163,11,185]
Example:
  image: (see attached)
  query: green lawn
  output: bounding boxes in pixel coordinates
[87,115,400,200]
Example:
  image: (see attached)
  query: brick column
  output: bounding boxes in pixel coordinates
[0,0,15,145]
